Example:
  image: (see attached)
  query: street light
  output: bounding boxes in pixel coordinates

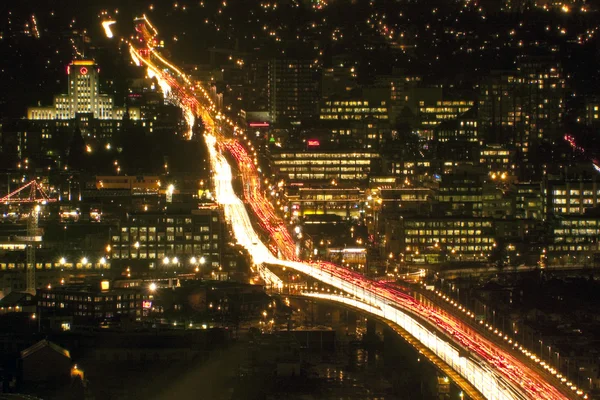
[99,257,106,266]
[149,282,157,292]
[190,257,197,265]
[163,257,170,265]
[172,257,179,264]
[167,184,175,203]
[59,257,66,266]
[81,257,88,265]
[199,256,206,265]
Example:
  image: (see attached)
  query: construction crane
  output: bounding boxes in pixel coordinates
[1,180,56,294]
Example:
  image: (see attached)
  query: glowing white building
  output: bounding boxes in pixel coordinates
[28,60,140,121]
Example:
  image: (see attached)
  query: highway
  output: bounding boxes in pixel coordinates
[119,15,583,400]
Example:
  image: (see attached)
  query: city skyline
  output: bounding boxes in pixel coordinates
[1,1,600,400]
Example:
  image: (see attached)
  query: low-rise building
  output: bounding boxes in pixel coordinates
[270,148,379,183]
[544,180,600,216]
[385,217,496,263]
[548,216,600,266]
[111,206,225,272]
[479,144,516,173]
[37,281,151,321]
[286,186,364,218]
[515,182,544,220]
[21,340,72,383]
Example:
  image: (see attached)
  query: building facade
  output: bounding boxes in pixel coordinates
[268,58,319,124]
[270,149,380,183]
[111,207,225,271]
[385,217,496,263]
[28,60,140,121]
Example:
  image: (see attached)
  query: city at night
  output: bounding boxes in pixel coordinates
[2,0,600,399]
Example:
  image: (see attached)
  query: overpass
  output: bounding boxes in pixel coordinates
[117,15,584,400]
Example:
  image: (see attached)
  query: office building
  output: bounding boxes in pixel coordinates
[37,282,150,320]
[286,187,364,218]
[418,100,474,140]
[548,217,600,266]
[515,182,544,220]
[544,180,600,216]
[479,144,516,173]
[320,97,390,148]
[268,58,319,124]
[435,171,486,217]
[321,66,358,100]
[110,207,225,271]
[387,160,434,184]
[434,112,479,144]
[584,99,600,126]
[479,57,565,169]
[270,147,380,183]
[385,217,496,263]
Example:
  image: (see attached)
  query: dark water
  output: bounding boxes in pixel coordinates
[264,329,451,400]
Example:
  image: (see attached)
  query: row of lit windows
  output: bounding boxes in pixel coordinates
[404,221,493,228]
[554,228,600,235]
[321,107,387,113]
[115,245,218,257]
[114,248,219,257]
[553,190,600,196]
[392,162,431,168]
[420,107,472,114]
[557,220,600,227]
[275,160,372,166]
[553,199,596,205]
[115,235,217,243]
[0,263,109,271]
[41,293,145,301]
[279,167,366,173]
[406,229,485,236]
[481,150,510,156]
[548,245,598,252]
[553,207,589,214]
[405,238,493,247]
[554,237,598,244]
[287,173,368,180]
[40,301,140,311]
[437,196,483,202]
[122,224,212,231]
[325,101,387,107]
[320,115,388,120]
[275,153,378,159]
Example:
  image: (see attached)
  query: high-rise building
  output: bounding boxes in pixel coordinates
[418,100,475,140]
[544,180,600,216]
[435,171,486,217]
[517,55,565,150]
[479,144,516,173]
[319,97,390,149]
[268,58,319,124]
[28,60,140,121]
[548,216,600,266]
[321,66,358,100]
[478,56,565,170]
[375,72,423,123]
[478,70,525,145]
[584,98,600,126]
